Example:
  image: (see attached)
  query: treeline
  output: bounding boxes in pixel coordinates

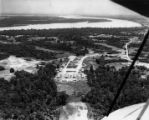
[0,27,146,56]
[0,27,145,37]
[0,66,5,71]
[0,27,147,60]
[0,44,55,60]
[129,38,149,52]
[82,58,149,115]
[0,63,68,120]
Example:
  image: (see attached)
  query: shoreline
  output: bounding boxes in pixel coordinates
[0,18,142,31]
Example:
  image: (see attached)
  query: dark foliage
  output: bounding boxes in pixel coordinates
[10,68,15,73]
[0,44,55,60]
[83,59,149,115]
[0,63,68,119]
[0,27,146,59]
[0,66,5,71]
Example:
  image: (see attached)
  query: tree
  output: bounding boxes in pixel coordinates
[0,66,5,71]
[90,65,94,74]
[10,68,15,73]
[0,63,68,119]
[83,65,149,115]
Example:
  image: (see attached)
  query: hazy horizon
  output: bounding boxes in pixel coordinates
[0,0,141,17]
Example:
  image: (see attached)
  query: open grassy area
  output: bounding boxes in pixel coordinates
[57,81,91,97]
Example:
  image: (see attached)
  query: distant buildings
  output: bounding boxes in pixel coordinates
[55,56,87,82]
[55,72,86,82]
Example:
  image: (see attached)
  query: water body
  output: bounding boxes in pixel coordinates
[0,18,142,31]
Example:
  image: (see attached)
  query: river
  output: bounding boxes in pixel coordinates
[0,18,142,31]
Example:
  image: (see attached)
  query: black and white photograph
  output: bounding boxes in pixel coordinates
[0,0,149,120]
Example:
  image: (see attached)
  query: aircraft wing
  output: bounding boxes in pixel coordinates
[111,0,149,17]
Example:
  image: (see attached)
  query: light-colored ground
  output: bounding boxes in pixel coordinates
[122,37,149,68]
[0,56,41,80]
[97,36,149,69]
[60,102,93,120]
[55,54,100,82]
[35,46,67,54]
[55,55,85,82]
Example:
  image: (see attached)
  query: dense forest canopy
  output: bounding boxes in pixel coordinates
[0,63,68,119]
[82,58,149,115]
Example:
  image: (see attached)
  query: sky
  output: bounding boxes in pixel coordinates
[0,0,139,16]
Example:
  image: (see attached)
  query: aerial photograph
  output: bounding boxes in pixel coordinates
[0,0,149,120]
